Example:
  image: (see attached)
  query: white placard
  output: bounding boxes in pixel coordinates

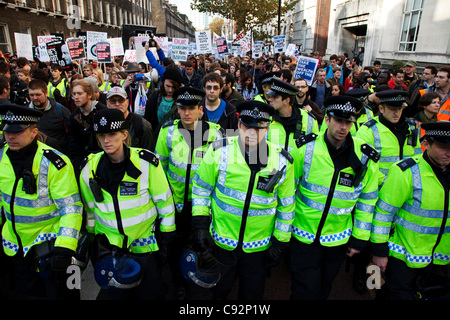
[14,33,33,60]
[86,31,107,60]
[195,30,212,54]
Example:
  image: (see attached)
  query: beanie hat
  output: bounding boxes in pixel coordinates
[162,66,182,85]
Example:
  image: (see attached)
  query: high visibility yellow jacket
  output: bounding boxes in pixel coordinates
[192,136,296,253]
[291,132,380,247]
[371,155,450,268]
[320,107,374,136]
[48,78,68,98]
[0,141,83,256]
[355,115,423,184]
[267,107,319,152]
[155,120,223,212]
[79,147,175,253]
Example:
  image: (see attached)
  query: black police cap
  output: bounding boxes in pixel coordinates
[421,122,450,146]
[267,78,299,96]
[93,108,130,133]
[259,71,281,85]
[236,101,275,128]
[173,87,205,107]
[324,95,362,122]
[0,103,43,132]
[376,90,409,108]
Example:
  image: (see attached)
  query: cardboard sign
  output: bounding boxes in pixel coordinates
[216,36,229,54]
[273,35,286,54]
[109,37,124,57]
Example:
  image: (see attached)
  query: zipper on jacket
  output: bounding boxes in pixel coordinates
[431,187,449,262]
[112,193,128,251]
[10,178,24,251]
[238,170,257,246]
[314,169,339,244]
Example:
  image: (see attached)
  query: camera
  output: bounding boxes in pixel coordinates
[141,31,157,48]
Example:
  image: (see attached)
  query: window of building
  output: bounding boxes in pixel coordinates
[399,0,423,52]
[0,24,12,54]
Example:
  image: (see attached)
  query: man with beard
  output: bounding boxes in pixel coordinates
[27,79,70,154]
[200,72,238,136]
[293,77,324,125]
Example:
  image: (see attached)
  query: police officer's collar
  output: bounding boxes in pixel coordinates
[102,145,141,180]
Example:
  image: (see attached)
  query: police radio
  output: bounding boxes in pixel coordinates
[89,170,104,202]
[263,165,286,193]
[22,170,37,194]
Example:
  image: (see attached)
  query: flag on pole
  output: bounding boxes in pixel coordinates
[232,30,245,44]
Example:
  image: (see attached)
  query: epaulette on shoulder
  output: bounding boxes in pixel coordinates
[396,157,417,172]
[42,149,67,170]
[306,110,316,120]
[212,137,229,151]
[363,119,377,128]
[162,120,175,129]
[139,149,159,167]
[280,148,294,164]
[361,144,380,163]
[79,156,89,171]
[295,132,318,149]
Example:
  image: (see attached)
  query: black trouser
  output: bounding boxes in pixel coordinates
[211,245,267,300]
[288,238,347,300]
[97,251,165,300]
[10,248,80,300]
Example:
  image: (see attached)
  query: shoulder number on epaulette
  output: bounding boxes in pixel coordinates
[361,144,380,163]
[212,137,229,151]
[363,119,377,128]
[396,157,417,171]
[295,133,318,148]
[43,149,67,170]
[139,149,159,167]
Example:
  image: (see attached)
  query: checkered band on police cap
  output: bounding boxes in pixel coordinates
[177,91,203,102]
[239,107,271,121]
[327,101,356,114]
[2,110,40,124]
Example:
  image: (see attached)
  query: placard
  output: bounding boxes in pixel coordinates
[252,41,264,58]
[86,31,107,60]
[109,37,124,57]
[273,35,286,54]
[293,56,319,86]
[216,36,229,55]
[14,33,33,60]
[96,41,111,63]
[171,38,189,62]
[37,35,55,62]
[66,38,85,60]
[195,30,212,54]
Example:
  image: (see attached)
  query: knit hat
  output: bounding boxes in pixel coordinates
[162,66,182,85]
[392,60,405,69]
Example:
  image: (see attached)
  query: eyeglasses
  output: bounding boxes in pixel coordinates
[108,98,126,104]
[205,85,220,91]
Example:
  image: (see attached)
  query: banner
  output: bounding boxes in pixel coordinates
[241,30,253,53]
[96,41,111,63]
[14,33,33,60]
[293,56,319,86]
[109,37,124,57]
[86,31,107,60]
[171,38,189,62]
[273,35,286,54]
[195,30,212,54]
[66,38,85,60]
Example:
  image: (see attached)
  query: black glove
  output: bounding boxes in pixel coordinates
[158,231,176,266]
[265,237,289,269]
[191,228,214,257]
[51,247,74,273]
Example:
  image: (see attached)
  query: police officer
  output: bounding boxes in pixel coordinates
[0,103,83,299]
[320,88,375,137]
[191,101,295,300]
[371,121,450,300]
[289,95,380,300]
[356,90,422,185]
[155,87,223,299]
[266,78,319,152]
[253,71,281,103]
[79,108,176,300]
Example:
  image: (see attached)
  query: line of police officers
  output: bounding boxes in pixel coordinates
[0,73,448,301]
